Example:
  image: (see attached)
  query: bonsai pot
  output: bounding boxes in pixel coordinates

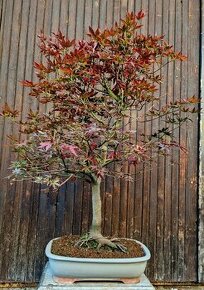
[45,238,151,279]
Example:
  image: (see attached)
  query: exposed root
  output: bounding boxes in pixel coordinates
[75,233,128,253]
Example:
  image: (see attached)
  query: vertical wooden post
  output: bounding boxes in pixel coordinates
[199,0,204,282]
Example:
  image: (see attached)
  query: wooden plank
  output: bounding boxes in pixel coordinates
[0,0,16,280]
[119,169,128,237]
[134,0,141,12]
[140,0,148,29]
[120,0,128,18]
[32,0,53,281]
[26,0,46,279]
[104,190,113,236]
[106,0,114,26]
[5,17,22,284]
[0,0,7,249]
[111,177,120,236]
[81,182,91,234]
[21,0,38,116]
[38,0,52,117]
[34,185,49,280]
[162,0,172,283]
[185,0,200,282]
[150,0,163,282]
[165,0,176,282]
[67,0,77,39]
[171,0,180,281]
[104,166,114,236]
[155,0,163,280]
[199,0,204,283]
[55,185,66,237]
[0,0,3,28]
[177,0,188,282]
[141,1,154,279]
[51,0,60,32]
[0,0,5,72]
[92,0,100,29]
[98,0,107,28]
[84,0,93,40]
[113,0,120,22]
[26,183,40,280]
[0,0,6,162]
[59,0,69,35]
[72,180,84,235]
[4,0,29,281]
[168,1,180,280]
[16,182,34,281]
[0,0,14,174]
[14,0,39,281]
[167,0,189,281]
[26,2,47,276]
[63,182,75,235]
[127,0,134,12]
[26,1,52,281]
[75,0,85,39]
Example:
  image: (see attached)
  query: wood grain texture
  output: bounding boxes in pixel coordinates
[185,0,200,283]
[0,0,200,283]
[199,0,204,283]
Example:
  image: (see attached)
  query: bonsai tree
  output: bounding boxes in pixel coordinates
[1,12,198,252]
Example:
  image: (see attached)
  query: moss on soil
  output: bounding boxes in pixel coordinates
[51,235,145,258]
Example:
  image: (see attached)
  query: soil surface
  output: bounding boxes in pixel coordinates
[51,235,145,258]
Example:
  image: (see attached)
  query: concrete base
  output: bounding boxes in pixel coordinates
[38,263,155,289]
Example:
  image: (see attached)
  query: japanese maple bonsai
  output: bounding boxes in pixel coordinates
[1,12,197,254]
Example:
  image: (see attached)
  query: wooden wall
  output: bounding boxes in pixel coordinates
[0,0,200,283]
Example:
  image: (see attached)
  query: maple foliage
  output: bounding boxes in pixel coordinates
[1,11,198,188]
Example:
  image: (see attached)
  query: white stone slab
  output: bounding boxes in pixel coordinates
[38,263,155,290]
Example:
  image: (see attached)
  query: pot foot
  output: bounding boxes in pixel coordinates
[121,277,140,284]
[53,277,78,284]
[53,276,140,284]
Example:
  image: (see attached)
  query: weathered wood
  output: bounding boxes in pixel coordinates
[0,0,5,182]
[0,0,17,280]
[151,0,162,281]
[81,182,91,234]
[177,0,188,282]
[63,182,75,235]
[186,0,200,283]
[153,0,165,282]
[98,0,107,28]
[0,0,200,283]
[84,0,93,40]
[67,0,77,39]
[199,0,204,283]
[59,0,69,35]
[171,0,181,281]
[75,0,85,39]
[166,0,177,282]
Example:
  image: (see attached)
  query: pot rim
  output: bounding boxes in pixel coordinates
[45,237,151,264]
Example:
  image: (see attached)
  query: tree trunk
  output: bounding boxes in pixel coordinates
[90,177,102,235]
